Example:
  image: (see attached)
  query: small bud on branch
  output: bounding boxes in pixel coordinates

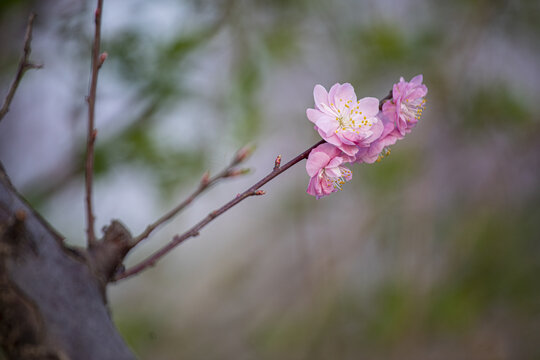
[200,171,210,187]
[274,155,282,170]
[232,144,255,165]
[226,168,250,177]
[98,52,108,68]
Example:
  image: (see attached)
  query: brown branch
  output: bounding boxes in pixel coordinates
[0,13,42,123]
[130,146,254,248]
[114,139,325,281]
[85,0,105,247]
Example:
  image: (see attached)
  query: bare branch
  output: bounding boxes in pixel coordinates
[85,0,105,247]
[113,139,325,281]
[0,13,42,123]
[130,146,253,248]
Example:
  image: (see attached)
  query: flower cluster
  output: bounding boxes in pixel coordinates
[306,75,427,199]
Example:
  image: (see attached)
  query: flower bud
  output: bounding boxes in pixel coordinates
[232,144,255,165]
[274,155,282,170]
[200,171,210,186]
[98,52,108,68]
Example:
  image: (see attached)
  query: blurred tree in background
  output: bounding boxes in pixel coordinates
[1,0,539,359]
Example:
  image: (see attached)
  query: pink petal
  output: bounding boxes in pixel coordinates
[406,86,427,101]
[338,131,359,145]
[320,177,334,196]
[382,101,398,123]
[326,156,344,170]
[355,147,378,164]
[410,74,423,85]
[306,151,330,177]
[331,83,357,105]
[325,166,341,178]
[378,113,396,136]
[340,144,359,157]
[320,130,343,147]
[313,84,329,110]
[328,83,341,105]
[396,116,407,136]
[357,97,380,117]
[315,116,339,136]
[381,131,400,147]
[361,117,384,145]
[306,176,321,197]
[318,142,341,157]
[306,108,321,124]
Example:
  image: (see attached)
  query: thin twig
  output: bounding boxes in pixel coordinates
[85,0,105,247]
[0,13,42,123]
[114,139,325,281]
[131,147,253,247]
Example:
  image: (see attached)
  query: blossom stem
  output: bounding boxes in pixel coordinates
[113,139,325,281]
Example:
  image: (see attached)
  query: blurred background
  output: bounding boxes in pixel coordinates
[1,0,540,359]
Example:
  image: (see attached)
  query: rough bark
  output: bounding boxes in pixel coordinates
[0,163,135,360]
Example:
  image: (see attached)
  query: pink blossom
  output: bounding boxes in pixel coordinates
[382,74,427,136]
[307,83,383,156]
[306,143,353,199]
[354,113,400,164]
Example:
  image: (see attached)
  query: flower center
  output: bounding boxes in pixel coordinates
[402,98,426,122]
[376,147,391,162]
[324,99,374,135]
[325,166,352,191]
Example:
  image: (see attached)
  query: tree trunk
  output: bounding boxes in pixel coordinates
[0,163,135,360]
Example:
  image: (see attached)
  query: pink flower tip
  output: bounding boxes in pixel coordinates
[382,74,428,137]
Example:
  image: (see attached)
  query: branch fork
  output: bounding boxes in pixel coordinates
[0,13,42,123]
[114,140,325,281]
